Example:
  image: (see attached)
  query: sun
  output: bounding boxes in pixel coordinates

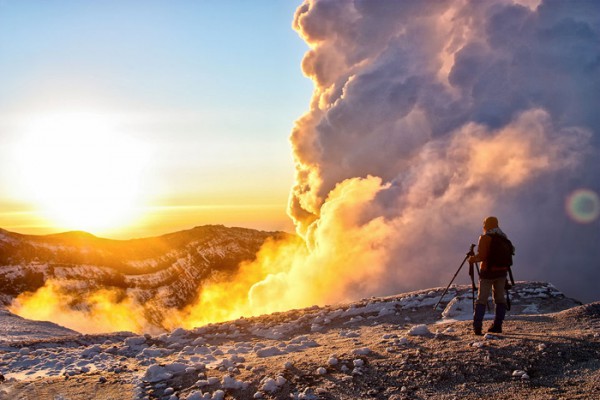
[14,112,152,234]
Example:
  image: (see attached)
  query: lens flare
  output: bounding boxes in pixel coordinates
[565,189,600,224]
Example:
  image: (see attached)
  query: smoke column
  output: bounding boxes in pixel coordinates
[283,0,600,303]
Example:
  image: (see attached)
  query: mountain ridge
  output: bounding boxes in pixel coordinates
[0,225,293,330]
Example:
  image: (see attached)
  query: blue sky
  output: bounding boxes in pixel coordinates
[0,0,312,237]
[0,1,309,111]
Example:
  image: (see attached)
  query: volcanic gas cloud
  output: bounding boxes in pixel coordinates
[236,0,600,314]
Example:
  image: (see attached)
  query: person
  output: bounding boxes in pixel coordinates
[468,216,514,335]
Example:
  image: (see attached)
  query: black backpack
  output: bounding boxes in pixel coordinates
[486,233,514,270]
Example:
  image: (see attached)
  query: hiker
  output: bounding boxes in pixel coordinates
[468,216,514,335]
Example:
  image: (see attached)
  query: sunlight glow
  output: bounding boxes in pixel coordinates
[13,112,152,233]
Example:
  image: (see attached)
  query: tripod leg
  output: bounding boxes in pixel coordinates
[433,254,469,310]
[473,262,489,311]
[469,263,477,311]
[434,244,476,311]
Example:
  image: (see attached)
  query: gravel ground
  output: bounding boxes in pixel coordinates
[1,282,598,400]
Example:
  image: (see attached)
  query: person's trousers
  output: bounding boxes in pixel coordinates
[476,276,507,305]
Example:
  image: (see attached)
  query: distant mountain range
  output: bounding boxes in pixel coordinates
[0,225,290,328]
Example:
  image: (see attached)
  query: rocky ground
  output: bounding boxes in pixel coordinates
[0,281,598,400]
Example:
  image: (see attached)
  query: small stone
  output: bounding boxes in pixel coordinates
[395,337,408,345]
[537,344,547,351]
[275,376,287,386]
[212,390,225,400]
[353,347,371,355]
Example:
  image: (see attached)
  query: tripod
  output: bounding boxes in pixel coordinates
[433,244,476,310]
[506,267,516,310]
[468,261,481,312]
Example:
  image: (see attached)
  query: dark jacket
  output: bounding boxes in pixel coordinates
[471,233,508,280]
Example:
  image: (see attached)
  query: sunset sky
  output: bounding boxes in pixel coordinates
[0,0,312,238]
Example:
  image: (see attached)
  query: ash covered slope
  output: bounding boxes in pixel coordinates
[1,282,598,400]
[0,309,78,343]
[0,225,288,315]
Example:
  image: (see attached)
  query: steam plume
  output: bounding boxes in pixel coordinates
[10,280,156,334]
[287,0,600,302]
[173,0,600,320]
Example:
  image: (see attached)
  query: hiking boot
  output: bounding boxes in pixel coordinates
[473,303,486,336]
[489,303,507,333]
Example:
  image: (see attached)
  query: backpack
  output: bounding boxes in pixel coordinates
[486,233,514,271]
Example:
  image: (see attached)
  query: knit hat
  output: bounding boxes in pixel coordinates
[483,216,499,230]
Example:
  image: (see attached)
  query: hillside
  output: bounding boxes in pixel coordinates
[0,281,598,399]
[0,226,290,329]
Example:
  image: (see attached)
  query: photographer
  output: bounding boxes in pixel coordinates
[468,216,514,335]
